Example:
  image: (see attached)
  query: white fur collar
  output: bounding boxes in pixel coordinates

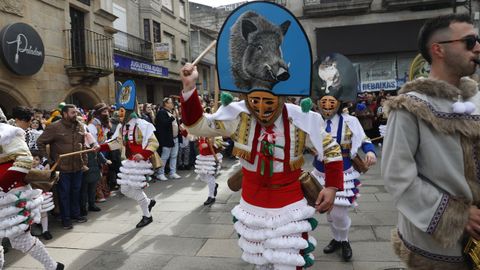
[399,77,478,100]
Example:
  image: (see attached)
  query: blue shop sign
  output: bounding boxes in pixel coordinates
[114,54,168,77]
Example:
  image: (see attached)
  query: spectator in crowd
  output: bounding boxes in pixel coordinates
[26,119,44,151]
[141,103,155,124]
[155,97,182,181]
[37,104,89,230]
[12,106,33,130]
[81,130,107,216]
[87,103,111,203]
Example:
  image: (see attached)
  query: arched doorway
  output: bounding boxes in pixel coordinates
[0,83,31,118]
[0,93,22,118]
[64,89,101,111]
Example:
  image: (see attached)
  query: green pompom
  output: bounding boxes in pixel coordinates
[307,218,318,230]
[303,254,314,268]
[232,216,238,223]
[304,241,315,254]
[58,102,66,110]
[300,98,313,113]
[221,92,234,106]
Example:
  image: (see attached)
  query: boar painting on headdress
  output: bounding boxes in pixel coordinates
[216,1,312,97]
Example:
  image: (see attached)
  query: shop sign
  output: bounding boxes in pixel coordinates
[154,42,169,61]
[0,22,45,76]
[114,54,168,77]
[360,79,397,92]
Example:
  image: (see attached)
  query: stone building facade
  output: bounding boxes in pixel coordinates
[0,0,117,115]
[112,0,190,105]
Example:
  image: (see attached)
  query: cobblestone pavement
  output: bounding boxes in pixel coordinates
[6,147,406,270]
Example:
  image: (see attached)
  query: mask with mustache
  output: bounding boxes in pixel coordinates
[245,91,284,127]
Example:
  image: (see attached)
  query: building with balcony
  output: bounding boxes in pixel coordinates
[277,0,478,92]
[0,0,117,114]
[112,0,191,105]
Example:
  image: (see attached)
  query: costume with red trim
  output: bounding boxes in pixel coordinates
[182,3,343,268]
[182,89,343,269]
[99,80,160,228]
[0,122,62,270]
[194,137,223,205]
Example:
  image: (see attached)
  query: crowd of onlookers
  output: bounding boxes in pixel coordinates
[1,93,234,241]
[0,89,391,246]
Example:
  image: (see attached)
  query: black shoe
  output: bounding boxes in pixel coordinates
[42,231,53,240]
[178,165,185,170]
[341,241,352,261]
[88,205,101,212]
[148,199,156,212]
[80,207,87,217]
[73,216,88,223]
[56,262,65,270]
[63,223,73,230]
[203,197,216,206]
[136,216,153,228]
[323,239,341,254]
[214,183,219,197]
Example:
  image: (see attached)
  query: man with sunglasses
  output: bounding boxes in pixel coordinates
[382,14,480,270]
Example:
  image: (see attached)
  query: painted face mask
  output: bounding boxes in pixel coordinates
[319,95,340,119]
[246,91,284,126]
[118,107,126,123]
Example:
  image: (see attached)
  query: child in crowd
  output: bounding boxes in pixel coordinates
[31,152,55,240]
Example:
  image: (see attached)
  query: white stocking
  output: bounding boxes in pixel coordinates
[41,212,49,233]
[0,245,4,270]
[10,232,57,270]
[206,175,216,198]
[327,205,351,241]
[121,185,151,217]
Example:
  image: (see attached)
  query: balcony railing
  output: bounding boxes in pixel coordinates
[64,29,113,77]
[303,0,373,17]
[382,0,458,11]
[113,30,153,60]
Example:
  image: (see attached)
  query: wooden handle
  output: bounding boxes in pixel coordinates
[370,136,383,142]
[192,40,217,66]
[50,148,96,171]
[59,148,95,158]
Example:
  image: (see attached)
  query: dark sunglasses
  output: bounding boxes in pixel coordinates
[437,35,480,51]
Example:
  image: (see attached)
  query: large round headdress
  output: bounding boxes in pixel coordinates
[312,52,358,103]
[216,1,312,96]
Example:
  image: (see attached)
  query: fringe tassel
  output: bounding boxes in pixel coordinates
[232,147,251,160]
[289,156,305,171]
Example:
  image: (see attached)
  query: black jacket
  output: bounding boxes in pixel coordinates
[155,108,181,147]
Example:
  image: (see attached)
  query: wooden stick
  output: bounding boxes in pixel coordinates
[370,136,384,142]
[192,40,217,66]
[50,148,96,171]
[58,148,96,158]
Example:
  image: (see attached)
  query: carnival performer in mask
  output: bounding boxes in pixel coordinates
[311,53,376,262]
[98,80,161,228]
[0,108,64,270]
[194,136,224,206]
[179,2,344,269]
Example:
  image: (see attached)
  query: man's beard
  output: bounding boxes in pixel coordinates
[99,114,110,128]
